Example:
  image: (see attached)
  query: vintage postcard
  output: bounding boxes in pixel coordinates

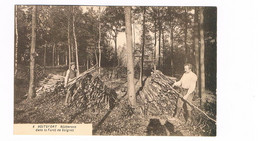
[14,5,217,136]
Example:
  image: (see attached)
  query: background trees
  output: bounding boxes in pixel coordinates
[102,6,125,66]
[15,6,216,106]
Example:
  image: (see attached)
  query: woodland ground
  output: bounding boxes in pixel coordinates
[14,67,216,136]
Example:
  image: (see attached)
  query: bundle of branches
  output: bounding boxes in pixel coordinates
[64,65,117,112]
[138,70,216,135]
[35,65,117,111]
[15,66,118,124]
[69,74,117,110]
[138,70,178,116]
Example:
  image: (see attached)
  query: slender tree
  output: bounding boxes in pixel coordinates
[169,8,175,75]
[158,8,162,68]
[67,6,71,66]
[65,48,68,65]
[184,7,189,63]
[94,44,98,66]
[170,26,174,75]
[56,49,60,66]
[199,7,206,105]
[113,30,118,59]
[139,7,146,86]
[162,27,165,66]
[124,6,136,107]
[71,36,75,62]
[98,7,102,73]
[151,7,158,70]
[72,6,80,76]
[28,6,37,99]
[132,16,135,49]
[52,43,55,66]
[15,5,18,77]
[43,44,46,68]
[194,7,201,101]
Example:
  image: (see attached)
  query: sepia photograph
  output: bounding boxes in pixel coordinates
[13,5,217,136]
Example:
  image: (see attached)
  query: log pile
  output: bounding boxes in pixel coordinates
[35,65,117,111]
[69,73,117,110]
[138,70,217,128]
[138,70,178,116]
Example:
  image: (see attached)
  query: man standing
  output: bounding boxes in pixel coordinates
[173,63,197,124]
[64,62,77,105]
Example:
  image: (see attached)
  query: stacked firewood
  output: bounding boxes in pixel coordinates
[139,70,178,116]
[69,73,117,110]
[35,66,117,111]
[139,70,217,134]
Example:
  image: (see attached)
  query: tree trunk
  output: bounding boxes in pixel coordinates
[15,5,18,77]
[168,7,175,76]
[158,26,161,68]
[170,20,174,76]
[72,6,80,76]
[154,19,157,70]
[54,46,56,66]
[52,44,55,66]
[71,38,75,62]
[133,20,135,49]
[140,7,145,86]
[114,32,118,63]
[162,29,165,67]
[194,7,201,97]
[28,5,37,99]
[170,29,174,75]
[98,7,102,74]
[199,7,205,106]
[57,49,60,66]
[158,9,161,68]
[124,6,136,107]
[65,49,68,65]
[67,6,71,66]
[44,44,46,68]
[94,45,98,66]
[184,7,189,63]
[86,58,89,70]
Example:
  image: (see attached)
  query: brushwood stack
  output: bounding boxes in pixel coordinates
[35,66,117,111]
[69,73,117,110]
[138,70,178,116]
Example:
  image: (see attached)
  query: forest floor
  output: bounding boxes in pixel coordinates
[14,68,216,136]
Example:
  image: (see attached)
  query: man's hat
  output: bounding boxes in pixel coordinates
[70,62,75,66]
